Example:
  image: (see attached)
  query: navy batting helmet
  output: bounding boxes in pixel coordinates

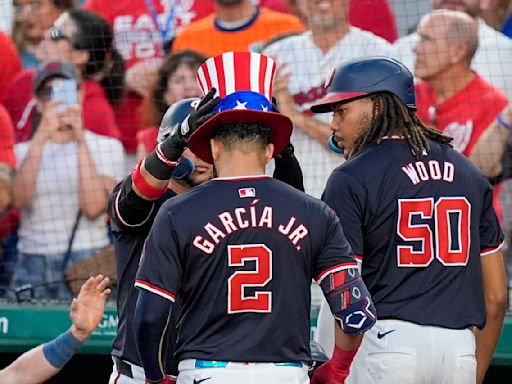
[158,97,200,180]
[157,97,200,143]
[310,56,416,113]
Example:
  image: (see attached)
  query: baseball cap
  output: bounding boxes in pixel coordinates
[33,59,81,93]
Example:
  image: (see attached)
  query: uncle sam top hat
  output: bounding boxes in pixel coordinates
[187,51,293,164]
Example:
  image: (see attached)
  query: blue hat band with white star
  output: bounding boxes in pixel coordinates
[216,90,272,114]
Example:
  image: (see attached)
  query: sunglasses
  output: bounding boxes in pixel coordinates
[48,26,78,48]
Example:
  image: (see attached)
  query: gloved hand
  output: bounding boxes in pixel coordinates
[161,87,220,161]
[310,360,349,384]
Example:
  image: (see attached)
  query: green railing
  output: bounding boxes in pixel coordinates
[0,304,511,365]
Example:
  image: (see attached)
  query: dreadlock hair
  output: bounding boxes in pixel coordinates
[347,92,452,160]
[211,122,272,155]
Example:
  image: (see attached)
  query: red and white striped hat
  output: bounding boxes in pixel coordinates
[188,51,292,164]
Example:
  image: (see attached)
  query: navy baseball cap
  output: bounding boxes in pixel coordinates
[33,59,81,93]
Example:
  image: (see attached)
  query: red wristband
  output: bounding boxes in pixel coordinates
[331,344,359,372]
[131,161,168,200]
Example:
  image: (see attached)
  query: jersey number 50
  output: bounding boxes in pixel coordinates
[397,197,470,267]
[228,244,272,314]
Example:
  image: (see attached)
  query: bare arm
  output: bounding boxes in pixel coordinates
[12,135,46,210]
[475,250,507,384]
[0,275,110,384]
[76,139,116,219]
[469,105,511,178]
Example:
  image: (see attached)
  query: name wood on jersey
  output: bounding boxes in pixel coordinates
[192,204,309,254]
[401,160,454,185]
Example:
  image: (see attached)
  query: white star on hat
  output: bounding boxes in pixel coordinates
[233,100,248,110]
[261,105,269,112]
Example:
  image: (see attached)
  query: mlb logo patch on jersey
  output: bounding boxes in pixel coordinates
[239,188,256,198]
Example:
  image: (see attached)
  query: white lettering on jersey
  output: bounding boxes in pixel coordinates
[192,208,310,254]
[402,160,454,185]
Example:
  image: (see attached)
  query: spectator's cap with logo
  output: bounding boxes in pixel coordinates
[187,51,293,164]
[33,59,81,93]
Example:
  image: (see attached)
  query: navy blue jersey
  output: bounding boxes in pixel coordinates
[322,138,504,329]
[136,175,355,363]
[108,177,179,373]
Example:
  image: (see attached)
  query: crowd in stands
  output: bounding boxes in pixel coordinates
[0,0,511,301]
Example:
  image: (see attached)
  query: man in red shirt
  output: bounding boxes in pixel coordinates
[414,10,508,169]
[414,10,509,221]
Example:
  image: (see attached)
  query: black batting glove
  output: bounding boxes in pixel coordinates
[160,88,220,161]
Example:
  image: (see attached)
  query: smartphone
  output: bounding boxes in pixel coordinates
[51,78,78,112]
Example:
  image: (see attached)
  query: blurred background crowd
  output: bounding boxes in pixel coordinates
[0,0,511,307]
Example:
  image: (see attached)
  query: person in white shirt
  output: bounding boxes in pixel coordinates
[11,60,125,300]
[263,0,396,198]
[394,0,512,101]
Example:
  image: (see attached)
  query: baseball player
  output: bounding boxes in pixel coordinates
[133,52,376,384]
[108,89,305,383]
[311,57,507,384]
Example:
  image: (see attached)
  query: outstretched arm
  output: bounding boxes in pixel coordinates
[0,275,110,384]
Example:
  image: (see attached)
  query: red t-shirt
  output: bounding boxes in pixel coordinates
[136,126,158,154]
[416,74,508,157]
[84,0,215,68]
[416,74,508,221]
[1,71,121,143]
[0,32,22,99]
[0,103,16,168]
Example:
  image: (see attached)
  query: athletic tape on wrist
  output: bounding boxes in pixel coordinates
[132,161,168,200]
[42,329,83,369]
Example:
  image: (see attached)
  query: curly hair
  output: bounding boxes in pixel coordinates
[142,50,206,127]
[347,92,452,160]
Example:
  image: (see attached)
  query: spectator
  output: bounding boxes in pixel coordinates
[263,0,395,197]
[1,9,123,144]
[0,275,111,384]
[10,60,125,300]
[171,0,304,57]
[11,0,74,68]
[0,32,21,98]
[394,0,512,101]
[285,0,398,42]
[413,10,509,222]
[0,104,17,293]
[136,50,206,160]
[84,0,215,162]
[414,10,508,173]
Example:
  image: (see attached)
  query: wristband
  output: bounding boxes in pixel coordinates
[144,149,176,181]
[330,344,359,372]
[42,329,83,369]
[498,113,511,130]
[132,161,168,200]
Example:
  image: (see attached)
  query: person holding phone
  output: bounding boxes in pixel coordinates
[10,59,126,300]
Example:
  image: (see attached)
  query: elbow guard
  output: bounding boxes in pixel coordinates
[319,267,376,335]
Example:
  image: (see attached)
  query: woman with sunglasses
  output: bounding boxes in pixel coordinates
[1,8,123,146]
[11,0,75,69]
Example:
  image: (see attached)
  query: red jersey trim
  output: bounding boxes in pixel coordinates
[316,262,358,284]
[480,241,505,256]
[354,254,363,261]
[134,280,176,302]
[213,175,270,181]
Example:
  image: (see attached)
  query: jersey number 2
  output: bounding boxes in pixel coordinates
[397,197,470,267]
[228,244,272,313]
